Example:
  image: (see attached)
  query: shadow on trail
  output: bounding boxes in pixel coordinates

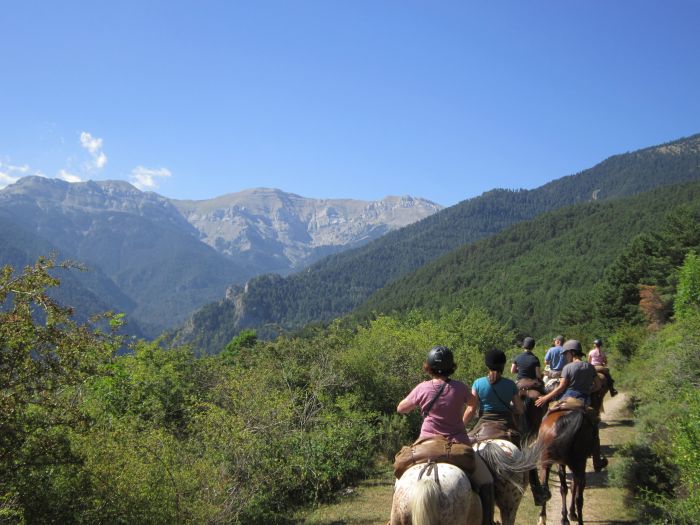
[599,419,634,429]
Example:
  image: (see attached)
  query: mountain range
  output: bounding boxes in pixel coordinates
[0,179,439,336]
[170,133,700,353]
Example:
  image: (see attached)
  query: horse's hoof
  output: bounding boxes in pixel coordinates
[532,486,552,506]
[594,457,609,472]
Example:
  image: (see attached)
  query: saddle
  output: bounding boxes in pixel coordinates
[468,413,520,446]
[547,397,600,425]
[544,377,561,393]
[517,378,545,397]
[393,436,476,479]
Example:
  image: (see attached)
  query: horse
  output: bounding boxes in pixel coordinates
[390,439,539,525]
[589,369,610,417]
[517,378,548,441]
[475,439,532,525]
[536,409,596,525]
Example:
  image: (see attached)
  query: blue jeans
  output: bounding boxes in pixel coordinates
[559,389,590,406]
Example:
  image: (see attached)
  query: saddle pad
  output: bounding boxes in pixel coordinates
[393,436,476,479]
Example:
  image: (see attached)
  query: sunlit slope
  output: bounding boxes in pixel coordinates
[352,180,700,336]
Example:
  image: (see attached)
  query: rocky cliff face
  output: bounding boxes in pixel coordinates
[172,188,442,271]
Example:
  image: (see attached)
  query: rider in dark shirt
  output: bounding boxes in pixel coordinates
[511,336,542,381]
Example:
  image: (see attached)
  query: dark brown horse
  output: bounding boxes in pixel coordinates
[589,369,610,417]
[536,409,596,525]
[517,378,547,441]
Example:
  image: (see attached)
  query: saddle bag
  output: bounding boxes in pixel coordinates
[393,436,476,479]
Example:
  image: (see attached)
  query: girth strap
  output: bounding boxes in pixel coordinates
[417,459,440,487]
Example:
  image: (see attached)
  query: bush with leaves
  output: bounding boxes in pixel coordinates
[0,257,122,522]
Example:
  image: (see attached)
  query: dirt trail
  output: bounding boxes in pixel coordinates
[516,392,636,525]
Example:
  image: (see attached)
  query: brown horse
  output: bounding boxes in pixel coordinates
[589,370,610,417]
[517,379,547,441]
[536,409,596,525]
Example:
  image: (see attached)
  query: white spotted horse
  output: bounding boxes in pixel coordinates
[390,439,540,525]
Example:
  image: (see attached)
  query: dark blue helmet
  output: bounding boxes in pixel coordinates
[427,346,456,376]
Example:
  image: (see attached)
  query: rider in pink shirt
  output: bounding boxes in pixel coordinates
[588,339,618,396]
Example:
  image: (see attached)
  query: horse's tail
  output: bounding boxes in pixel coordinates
[479,439,543,493]
[410,478,441,525]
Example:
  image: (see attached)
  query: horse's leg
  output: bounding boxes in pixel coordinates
[568,476,578,521]
[537,465,550,525]
[558,465,570,525]
[573,462,587,525]
[495,472,525,525]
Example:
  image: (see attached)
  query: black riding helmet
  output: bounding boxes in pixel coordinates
[562,339,584,357]
[522,337,535,350]
[593,338,603,347]
[427,345,456,376]
[485,348,507,371]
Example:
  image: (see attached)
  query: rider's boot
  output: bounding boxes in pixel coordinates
[529,469,551,506]
[609,378,618,397]
[478,482,496,525]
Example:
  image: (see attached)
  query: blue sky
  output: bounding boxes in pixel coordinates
[1,1,699,207]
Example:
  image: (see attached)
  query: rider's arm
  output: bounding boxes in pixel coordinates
[535,377,569,407]
[463,388,479,425]
[396,396,417,414]
[510,362,518,374]
[535,366,542,380]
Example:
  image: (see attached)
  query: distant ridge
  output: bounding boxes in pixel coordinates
[171,188,442,274]
[171,133,700,353]
[0,178,439,335]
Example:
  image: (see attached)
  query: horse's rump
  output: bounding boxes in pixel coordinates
[391,462,480,525]
[539,409,595,465]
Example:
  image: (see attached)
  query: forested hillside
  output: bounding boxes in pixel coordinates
[0,215,146,336]
[353,180,700,338]
[174,134,700,353]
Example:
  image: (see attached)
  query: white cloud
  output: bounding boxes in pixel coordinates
[0,161,40,189]
[0,171,20,189]
[130,166,172,191]
[79,131,108,170]
[79,132,102,154]
[57,169,82,183]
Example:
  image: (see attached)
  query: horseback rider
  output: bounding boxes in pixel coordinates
[511,336,543,386]
[465,348,523,444]
[543,335,566,387]
[396,346,497,525]
[589,338,618,397]
[534,339,609,470]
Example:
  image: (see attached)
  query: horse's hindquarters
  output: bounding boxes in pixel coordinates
[391,463,479,525]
